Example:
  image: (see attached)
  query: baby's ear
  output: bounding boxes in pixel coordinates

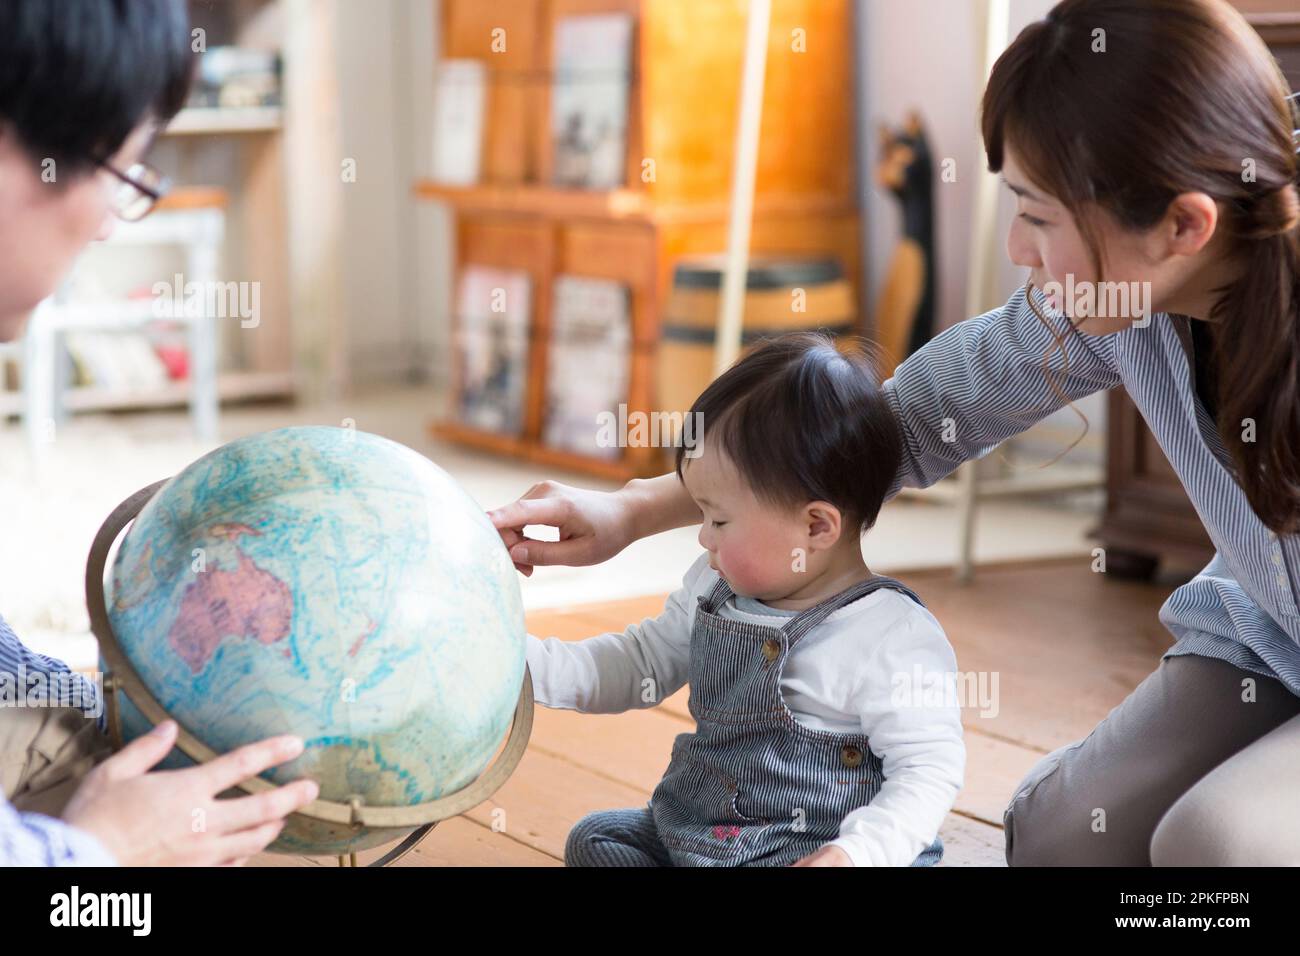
[804,501,844,545]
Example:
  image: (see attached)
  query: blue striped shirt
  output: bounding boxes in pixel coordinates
[0,615,116,865]
[883,285,1300,697]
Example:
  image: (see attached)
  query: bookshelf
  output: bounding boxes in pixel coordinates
[153,0,294,409]
[165,105,284,136]
[417,0,864,481]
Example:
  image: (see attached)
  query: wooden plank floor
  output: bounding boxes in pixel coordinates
[252,557,1176,867]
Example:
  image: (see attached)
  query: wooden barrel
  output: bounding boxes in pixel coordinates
[657,255,857,419]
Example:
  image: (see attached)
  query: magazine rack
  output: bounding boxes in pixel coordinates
[416,0,864,481]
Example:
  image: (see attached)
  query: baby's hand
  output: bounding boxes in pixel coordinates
[790,844,853,867]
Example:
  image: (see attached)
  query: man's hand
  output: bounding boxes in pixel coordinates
[63,720,320,866]
[791,844,854,866]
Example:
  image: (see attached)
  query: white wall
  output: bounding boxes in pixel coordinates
[859,0,1056,327]
[857,0,1105,461]
[333,0,444,390]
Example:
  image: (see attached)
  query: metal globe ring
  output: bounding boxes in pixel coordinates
[84,480,534,865]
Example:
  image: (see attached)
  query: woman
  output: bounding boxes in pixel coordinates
[0,0,317,867]
[490,0,1300,865]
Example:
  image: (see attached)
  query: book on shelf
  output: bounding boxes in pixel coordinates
[453,265,531,437]
[431,59,487,186]
[148,321,192,380]
[64,331,172,392]
[192,46,282,109]
[543,275,631,460]
[550,13,634,190]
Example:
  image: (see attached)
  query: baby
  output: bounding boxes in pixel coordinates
[525,332,965,867]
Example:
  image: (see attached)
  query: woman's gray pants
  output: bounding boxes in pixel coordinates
[1004,654,1300,865]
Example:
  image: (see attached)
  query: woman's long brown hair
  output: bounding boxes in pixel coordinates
[982,0,1300,532]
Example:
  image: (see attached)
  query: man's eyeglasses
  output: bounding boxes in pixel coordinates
[95,158,172,222]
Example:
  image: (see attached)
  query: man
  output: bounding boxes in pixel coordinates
[0,0,318,867]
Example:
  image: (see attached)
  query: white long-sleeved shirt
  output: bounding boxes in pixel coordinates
[526,552,966,867]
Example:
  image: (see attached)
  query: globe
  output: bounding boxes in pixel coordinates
[103,425,527,855]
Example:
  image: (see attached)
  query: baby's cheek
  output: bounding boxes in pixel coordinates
[719,541,786,594]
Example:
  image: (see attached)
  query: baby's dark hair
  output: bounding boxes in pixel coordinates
[673,331,903,536]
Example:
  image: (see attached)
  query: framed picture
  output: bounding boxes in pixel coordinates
[431,59,487,186]
[550,13,634,189]
[543,275,631,458]
[453,265,531,436]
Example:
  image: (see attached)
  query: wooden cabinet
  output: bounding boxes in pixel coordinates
[1095,0,1300,578]
[1095,390,1215,577]
[418,0,863,481]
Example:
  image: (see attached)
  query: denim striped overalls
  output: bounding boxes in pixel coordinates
[649,572,945,867]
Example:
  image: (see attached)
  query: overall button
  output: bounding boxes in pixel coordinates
[761,639,781,662]
[840,745,864,768]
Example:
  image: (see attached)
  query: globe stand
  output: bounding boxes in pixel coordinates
[86,480,535,868]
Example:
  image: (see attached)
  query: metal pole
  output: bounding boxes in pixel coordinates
[955,0,1010,583]
[712,0,772,377]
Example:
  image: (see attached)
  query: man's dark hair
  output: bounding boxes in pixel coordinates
[0,0,194,173]
[674,331,903,536]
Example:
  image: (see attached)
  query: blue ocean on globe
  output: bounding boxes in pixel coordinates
[104,426,527,854]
